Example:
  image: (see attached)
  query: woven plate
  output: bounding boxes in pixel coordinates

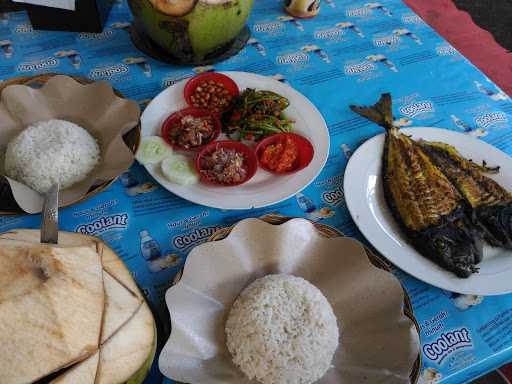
[172,213,421,384]
[0,73,141,215]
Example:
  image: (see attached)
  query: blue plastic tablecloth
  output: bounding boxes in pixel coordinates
[1,1,512,383]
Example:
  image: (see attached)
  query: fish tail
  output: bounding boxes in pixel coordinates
[350,93,395,131]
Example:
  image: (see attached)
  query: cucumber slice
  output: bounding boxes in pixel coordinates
[135,136,173,165]
[161,156,199,185]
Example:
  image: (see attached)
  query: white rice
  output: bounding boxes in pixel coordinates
[225,274,339,384]
[4,119,100,194]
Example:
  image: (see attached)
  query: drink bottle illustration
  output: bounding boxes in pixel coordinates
[451,114,471,132]
[140,230,162,272]
[247,37,267,56]
[451,114,488,137]
[302,44,330,63]
[474,80,508,101]
[111,21,131,30]
[341,144,353,159]
[365,2,392,16]
[336,22,364,38]
[366,54,398,72]
[0,40,13,59]
[278,15,304,32]
[296,192,317,214]
[55,50,81,69]
[270,73,288,84]
[120,171,139,188]
[123,57,152,77]
[0,13,8,26]
[393,28,422,45]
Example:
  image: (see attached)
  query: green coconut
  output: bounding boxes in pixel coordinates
[128,0,254,62]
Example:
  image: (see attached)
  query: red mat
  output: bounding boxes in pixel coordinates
[402,0,512,96]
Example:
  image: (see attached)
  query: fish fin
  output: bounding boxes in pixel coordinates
[350,93,394,130]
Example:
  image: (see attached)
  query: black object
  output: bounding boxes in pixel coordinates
[25,0,114,33]
[130,22,251,66]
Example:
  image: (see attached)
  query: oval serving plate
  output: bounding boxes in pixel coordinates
[345,127,512,296]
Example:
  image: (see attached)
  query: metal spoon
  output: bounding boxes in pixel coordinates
[40,184,59,244]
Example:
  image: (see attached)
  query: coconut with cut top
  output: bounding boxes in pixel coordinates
[0,230,156,384]
[128,0,254,62]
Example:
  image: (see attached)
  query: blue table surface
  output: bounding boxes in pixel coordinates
[1,0,512,383]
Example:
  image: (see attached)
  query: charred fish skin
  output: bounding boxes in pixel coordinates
[420,141,512,249]
[350,94,482,277]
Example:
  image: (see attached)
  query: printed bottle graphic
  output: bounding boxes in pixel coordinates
[366,54,398,72]
[393,28,422,45]
[247,37,267,56]
[55,50,81,69]
[296,192,317,214]
[365,2,392,16]
[336,21,364,38]
[451,114,488,137]
[341,144,353,159]
[278,15,304,31]
[450,114,471,132]
[0,40,13,59]
[120,171,139,188]
[270,73,288,84]
[111,21,131,30]
[123,57,152,78]
[0,13,8,26]
[302,44,330,63]
[474,80,508,101]
[140,230,162,272]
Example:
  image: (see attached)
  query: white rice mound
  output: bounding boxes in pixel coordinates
[225,274,339,384]
[4,119,100,194]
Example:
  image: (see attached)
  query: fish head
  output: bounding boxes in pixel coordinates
[419,221,480,277]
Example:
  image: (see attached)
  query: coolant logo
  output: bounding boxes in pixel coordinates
[322,187,345,206]
[254,22,284,33]
[76,213,129,235]
[423,328,472,363]
[172,226,222,250]
[163,75,191,88]
[79,30,114,39]
[401,14,423,24]
[346,7,371,17]
[344,62,376,75]
[277,52,309,65]
[436,44,457,56]
[15,23,34,33]
[399,101,434,117]
[475,112,507,128]
[17,57,59,72]
[373,35,400,47]
[89,64,129,79]
[315,28,344,39]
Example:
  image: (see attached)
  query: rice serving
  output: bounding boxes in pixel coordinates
[4,119,100,193]
[225,274,339,384]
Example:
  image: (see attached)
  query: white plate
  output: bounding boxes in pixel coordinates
[344,127,512,295]
[141,71,329,210]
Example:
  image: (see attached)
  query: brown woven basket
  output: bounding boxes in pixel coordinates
[0,73,141,215]
[172,213,421,384]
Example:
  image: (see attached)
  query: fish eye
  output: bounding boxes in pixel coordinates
[434,239,447,250]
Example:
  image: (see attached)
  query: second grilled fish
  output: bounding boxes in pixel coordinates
[420,141,512,249]
[350,94,482,277]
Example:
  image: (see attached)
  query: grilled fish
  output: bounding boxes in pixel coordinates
[350,94,482,277]
[420,141,512,249]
